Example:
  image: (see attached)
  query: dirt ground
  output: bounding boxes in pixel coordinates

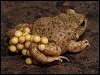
[1,1,99,74]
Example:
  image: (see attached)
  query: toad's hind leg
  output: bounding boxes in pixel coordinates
[67,39,90,53]
[29,43,69,64]
[30,47,69,64]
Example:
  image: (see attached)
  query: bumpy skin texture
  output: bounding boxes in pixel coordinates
[7,9,90,64]
[29,9,90,64]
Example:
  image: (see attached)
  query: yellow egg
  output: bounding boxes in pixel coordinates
[41,37,48,44]
[19,36,25,43]
[23,27,30,33]
[17,43,24,50]
[38,44,45,51]
[25,34,31,41]
[25,41,31,48]
[25,58,32,65]
[11,37,18,44]
[30,35,34,42]
[23,23,30,26]
[33,35,41,43]
[9,45,17,52]
[22,49,27,55]
[26,50,31,56]
[22,32,28,36]
[15,30,22,37]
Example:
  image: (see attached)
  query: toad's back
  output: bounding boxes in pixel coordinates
[30,9,86,50]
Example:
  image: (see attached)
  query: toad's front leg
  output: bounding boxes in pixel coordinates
[67,39,90,53]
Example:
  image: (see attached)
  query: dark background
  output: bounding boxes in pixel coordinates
[1,1,99,74]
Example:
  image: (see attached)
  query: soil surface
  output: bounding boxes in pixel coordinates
[1,1,99,74]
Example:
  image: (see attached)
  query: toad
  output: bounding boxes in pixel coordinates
[29,9,90,64]
[7,9,90,65]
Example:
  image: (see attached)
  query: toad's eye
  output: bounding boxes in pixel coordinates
[80,20,85,27]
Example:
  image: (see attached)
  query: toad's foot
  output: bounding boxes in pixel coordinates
[67,39,90,53]
[59,56,69,61]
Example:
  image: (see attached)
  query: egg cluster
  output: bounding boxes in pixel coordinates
[8,26,48,65]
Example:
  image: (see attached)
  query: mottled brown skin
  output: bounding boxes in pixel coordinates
[7,9,90,64]
[31,9,89,51]
[29,9,90,64]
[43,43,62,56]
